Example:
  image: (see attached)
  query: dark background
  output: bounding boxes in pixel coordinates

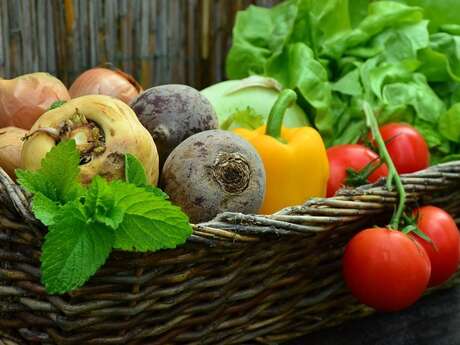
[289,286,460,345]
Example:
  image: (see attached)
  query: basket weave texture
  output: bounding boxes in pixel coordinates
[0,161,459,344]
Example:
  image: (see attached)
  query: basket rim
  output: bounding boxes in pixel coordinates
[0,160,459,246]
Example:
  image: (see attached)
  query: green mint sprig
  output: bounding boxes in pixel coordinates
[16,140,192,294]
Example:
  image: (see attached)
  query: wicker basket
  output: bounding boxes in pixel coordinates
[0,161,459,345]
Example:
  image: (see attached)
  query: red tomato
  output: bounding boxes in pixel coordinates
[343,228,431,312]
[411,206,460,287]
[371,123,429,174]
[326,144,388,197]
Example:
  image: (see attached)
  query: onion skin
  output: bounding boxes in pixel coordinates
[21,95,159,185]
[0,73,70,130]
[69,68,142,105]
[0,126,27,180]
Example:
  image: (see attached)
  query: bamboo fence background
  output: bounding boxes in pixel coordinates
[0,0,280,90]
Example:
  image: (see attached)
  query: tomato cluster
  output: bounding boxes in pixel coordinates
[343,206,460,312]
[327,123,429,197]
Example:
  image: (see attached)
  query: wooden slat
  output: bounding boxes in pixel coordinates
[2,0,281,87]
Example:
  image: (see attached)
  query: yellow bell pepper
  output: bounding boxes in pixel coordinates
[234,89,329,214]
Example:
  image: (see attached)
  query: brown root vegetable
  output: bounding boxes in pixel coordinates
[161,130,265,223]
[69,67,143,105]
[0,126,27,179]
[0,73,71,129]
[21,95,159,185]
[131,84,218,168]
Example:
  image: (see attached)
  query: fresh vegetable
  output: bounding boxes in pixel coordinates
[16,140,192,294]
[0,73,70,129]
[326,144,388,197]
[343,228,431,312]
[0,126,27,179]
[200,76,309,130]
[161,130,265,223]
[411,206,460,287]
[131,84,218,168]
[21,95,159,185]
[342,103,432,311]
[225,0,460,163]
[234,89,328,214]
[69,67,142,105]
[370,123,430,174]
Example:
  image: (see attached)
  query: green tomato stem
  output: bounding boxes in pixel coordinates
[363,102,406,230]
[265,89,297,140]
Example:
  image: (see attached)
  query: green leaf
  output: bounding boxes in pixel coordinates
[85,176,124,229]
[41,202,114,294]
[145,185,169,200]
[322,1,424,58]
[382,74,445,123]
[418,33,460,82]
[266,43,334,140]
[439,103,460,143]
[414,119,443,148]
[16,170,58,201]
[31,193,60,226]
[393,0,460,32]
[220,107,265,130]
[16,140,82,204]
[109,182,192,252]
[332,69,363,96]
[124,154,148,187]
[48,100,67,111]
[226,0,298,79]
[439,153,460,163]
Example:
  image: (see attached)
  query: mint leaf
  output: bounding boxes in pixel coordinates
[85,176,123,229]
[40,140,81,202]
[125,154,147,187]
[16,170,58,201]
[145,185,169,199]
[17,140,82,203]
[124,153,169,199]
[109,182,192,252]
[41,202,114,294]
[31,193,60,226]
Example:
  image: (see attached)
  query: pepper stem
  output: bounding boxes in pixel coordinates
[265,89,297,140]
[363,102,406,229]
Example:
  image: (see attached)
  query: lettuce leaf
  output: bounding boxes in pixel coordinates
[225,0,460,160]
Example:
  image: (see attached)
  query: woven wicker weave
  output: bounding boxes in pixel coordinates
[0,161,459,344]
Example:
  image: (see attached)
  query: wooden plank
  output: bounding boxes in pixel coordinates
[37,0,47,72]
[0,1,8,76]
[1,0,283,86]
[89,0,98,67]
[45,0,56,75]
[8,0,21,76]
[78,0,88,71]
[104,0,116,66]
[140,0,152,88]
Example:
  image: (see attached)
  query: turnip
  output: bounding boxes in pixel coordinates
[22,95,159,185]
[161,130,265,223]
[131,84,218,168]
[200,76,309,130]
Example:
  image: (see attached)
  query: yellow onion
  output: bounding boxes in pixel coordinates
[69,67,143,105]
[21,95,159,185]
[0,73,70,130]
[0,126,27,179]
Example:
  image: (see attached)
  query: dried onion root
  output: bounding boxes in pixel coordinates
[21,95,159,185]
